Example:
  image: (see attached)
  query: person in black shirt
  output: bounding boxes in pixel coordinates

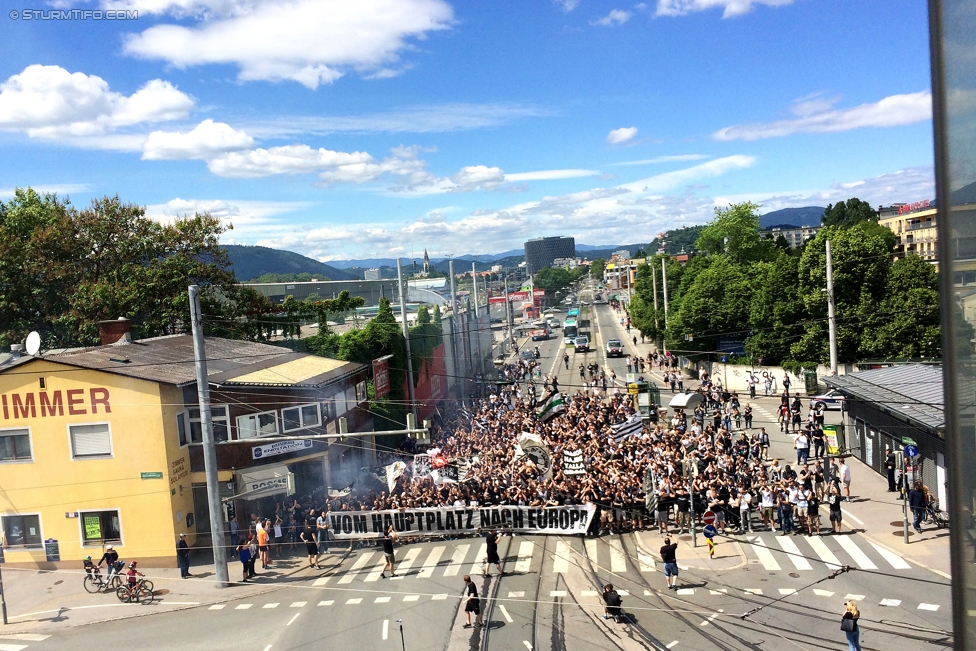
[300,522,319,570]
[484,529,503,577]
[99,545,120,580]
[380,526,398,578]
[660,538,679,590]
[462,575,483,627]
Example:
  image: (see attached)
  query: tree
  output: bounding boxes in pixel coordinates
[860,255,941,359]
[590,258,606,280]
[664,256,754,353]
[821,198,878,228]
[744,253,804,365]
[696,202,776,265]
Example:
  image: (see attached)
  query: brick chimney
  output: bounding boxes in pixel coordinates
[99,318,132,346]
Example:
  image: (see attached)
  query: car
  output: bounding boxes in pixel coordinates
[519,348,536,361]
[490,317,503,324]
[564,335,575,345]
[606,339,624,357]
[574,336,589,352]
[810,389,846,410]
[547,319,561,329]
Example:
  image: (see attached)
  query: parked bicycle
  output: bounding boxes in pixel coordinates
[926,499,950,529]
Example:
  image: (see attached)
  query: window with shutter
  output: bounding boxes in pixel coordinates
[69,423,112,458]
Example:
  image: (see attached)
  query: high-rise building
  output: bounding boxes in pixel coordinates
[524,236,575,274]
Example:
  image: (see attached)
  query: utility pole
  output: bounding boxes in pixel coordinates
[396,259,418,421]
[661,258,669,325]
[449,260,464,406]
[504,275,513,345]
[472,263,483,373]
[825,239,838,375]
[651,260,659,327]
[187,285,230,588]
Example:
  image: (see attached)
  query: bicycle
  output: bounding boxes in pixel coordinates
[84,561,125,593]
[926,499,950,529]
[116,578,155,604]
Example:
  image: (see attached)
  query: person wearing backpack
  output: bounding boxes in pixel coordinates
[602,583,624,623]
[841,600,861,651]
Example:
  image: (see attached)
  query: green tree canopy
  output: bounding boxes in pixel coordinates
[590,258,606,279]
[860,255,941,359]
[664,256,754,353]
[821,198,878,228]
[696,202,776,265]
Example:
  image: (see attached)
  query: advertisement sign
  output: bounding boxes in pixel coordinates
[372,354,393,398]
[252,439,313,460]
[84,516,101,540]
[823,425,840,455]
[327,504,596,539]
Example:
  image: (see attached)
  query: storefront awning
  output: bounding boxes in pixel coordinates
[668,392,704,410]
[232,463,295,501]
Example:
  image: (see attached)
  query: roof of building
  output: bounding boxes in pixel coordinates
[824,363,944,433]
[2,335,364,388]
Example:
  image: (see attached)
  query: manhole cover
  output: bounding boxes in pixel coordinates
[892,531,915,537]
[889,521,905,527]
[155,589,171,596]
[789,573,800,578]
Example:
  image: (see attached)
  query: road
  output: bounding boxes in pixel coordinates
[8,282,952,651]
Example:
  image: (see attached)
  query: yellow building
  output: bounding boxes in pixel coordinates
[0,322,369,568]
[879,203,938,266]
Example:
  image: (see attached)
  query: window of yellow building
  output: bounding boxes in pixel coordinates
[0,427,33,461]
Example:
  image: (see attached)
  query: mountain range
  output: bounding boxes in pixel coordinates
[759,206,826,229]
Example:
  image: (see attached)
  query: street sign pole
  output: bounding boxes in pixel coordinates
[898,451,909,544]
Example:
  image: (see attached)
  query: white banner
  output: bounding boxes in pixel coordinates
[413,454,432,479]
[251,439,313,460]
[327,504,597,539]
[563,449,586,476]
[517,432,553,480]
[386,461,407,492]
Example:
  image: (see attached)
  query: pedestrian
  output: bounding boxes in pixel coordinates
[838,459,852,501]
[602,583,624,623]
[811,425,826,459]
[827,485,843,534]
[747,374,756,399]
[744,403,753,430]
[462,575,483,628]
[884,447,897,492]
[794,430,810,464]
[300,520,319,569]
[247,534,258,577]
[841,600,861,651]
[660,537,679,590]
[908,480,926,534]
[257,520,271,568]
[782,373,791,396]
[563,352,569,370]
[316,510,331,556]
[380,525,398,578]
[229,515,240,549]
[235,538,251,583]
[484,529,503,577]
[176,533,191,578]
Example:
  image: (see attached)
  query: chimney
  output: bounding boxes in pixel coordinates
[9,343,22,360]
[99,317,132,346]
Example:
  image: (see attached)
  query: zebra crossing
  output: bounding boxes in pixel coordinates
[0,634,52,651]
[742,532,911,572]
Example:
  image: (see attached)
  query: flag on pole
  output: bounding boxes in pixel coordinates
[536,392,565,422]
[611,414,643,442]
[385,461,407,492]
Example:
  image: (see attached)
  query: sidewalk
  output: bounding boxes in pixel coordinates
[0,546,350,633]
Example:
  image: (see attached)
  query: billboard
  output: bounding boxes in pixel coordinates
[373,355,393,398]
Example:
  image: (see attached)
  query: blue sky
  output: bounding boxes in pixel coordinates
[0,0,936,260]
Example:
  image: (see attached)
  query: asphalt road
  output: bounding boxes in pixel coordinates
[12,281,953,651]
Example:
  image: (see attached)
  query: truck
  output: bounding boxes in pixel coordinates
[530,328,549,341]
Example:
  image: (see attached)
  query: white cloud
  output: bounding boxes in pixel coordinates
[656,0,793,19]
[505,169,600,181]
[0,183,90,199]
[713,91,933,141]
[207,144,374,178]
[606,126,638,144]
[592,9,631,25]
[144,197,313,238]
[610,154,710,166]
[450,165,506,192]
[120,0,454,89]
[618,155,755,193]
[554,0,581,11]
[142,119,255,160]
[0,64,193,139]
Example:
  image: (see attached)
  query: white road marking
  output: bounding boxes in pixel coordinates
[869,542,912,569]
[584,538,599,568]
[346,598,363,605]
[499,604,514,622]
[312,577,329,586]
[0,636,50,642]
[807,536,842,570]
[383,619,389,641]
[645,590,654,596]
[918,603,940,611]
[524,642,534,651]
[375,597,391,603]
[775,535,812,570]
[290,601,306,608]
[553,541,571,573]
[582,590,598,597]
[515,541,535,573]
[403,595,419,602]
[880,599,902,607]
[752,538,782,571]
[365,557,388,582]
[836,537,877,570]
[445,544,471,577]
[318,600,334,606]
[263,646,272,651]
[844,594,866,601]
[677,588,695,595]
[287,613,300,626]
[667,642,680,649]
[263,603,279,608]
[778,589,796,595]
[469,543,488,575]
[744,589,763,595]
[709,589,728,595]
[0,645,27,651]
[508,591,525,598]
[418,546,446,579]
[235,604,252,610]
[700,609,723,627]
[618,590,630,596]
[550,590,567,597]
[608,537,628,573]
[339,552,376,584]
[813,589,835,597]
[637,550,656,571]
[391,547,421,580]
[432,594,448,600]
[842,510,864,525]
[208,604,225,610]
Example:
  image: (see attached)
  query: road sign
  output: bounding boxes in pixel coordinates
[904,444,919,458]
[702,510,716,526]
[720,356,727,363]
[703,524,717,539]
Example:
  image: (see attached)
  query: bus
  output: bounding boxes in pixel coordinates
[563,318,578,338]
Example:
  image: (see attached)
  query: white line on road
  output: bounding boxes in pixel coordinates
[919,603,940,611]
[391,546,421,580]
[236,604,252,610]
[287,613,300,626]
[667,642,679,649]
[813,589,835,597]
[499,604,514,622]
[836,537,877,570]
[509,591,525,598]
[752,538,782,571]
[523,641,533,651]
[0,645,27,651]
[208,604,225,610]
[844,594,866,601]
[869,542,911,570]
[290,602,306,608]
[515,541,535,573]
[346,598,363,605]
[0,636,49,642]
[364,557,387,582]
[383,619,389,641]
[312,577,329,586]
[418,546,446,579]
[263,645,272,651]
[842,510,864,526]
[445,544,471,577]
[550,590,567,597]
[339,552,376,584]
[880,599,902,607]
[584,539,599,569]
[318,600,334,606]
[469,543,488,575]
[553,541,571,573]
[807,535,842,569]
[263,603,279,609]
[608,537,628,573]
[375,597,391,603]
[775,535,812,570]
[404,595,419,602]
[676,589,695,595]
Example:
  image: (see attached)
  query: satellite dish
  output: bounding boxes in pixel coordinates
[25,331,41,356]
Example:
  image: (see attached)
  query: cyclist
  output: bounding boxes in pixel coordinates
[83,555,99,578]
[99,545,120,580]
[124,561,145,598]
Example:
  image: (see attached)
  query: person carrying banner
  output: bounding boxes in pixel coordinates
[380,525,398,578]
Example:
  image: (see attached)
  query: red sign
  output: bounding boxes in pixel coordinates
[1,388,111,420]
[702,510,716,526]
[898,200,931,215]
[372,355,392,398]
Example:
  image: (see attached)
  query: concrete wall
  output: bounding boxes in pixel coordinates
[675,358,856,395]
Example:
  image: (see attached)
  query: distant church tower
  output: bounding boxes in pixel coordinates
[422,249,431,276]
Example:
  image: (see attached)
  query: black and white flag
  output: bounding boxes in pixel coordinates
[563,449,586,476]
[611,414,644,442]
